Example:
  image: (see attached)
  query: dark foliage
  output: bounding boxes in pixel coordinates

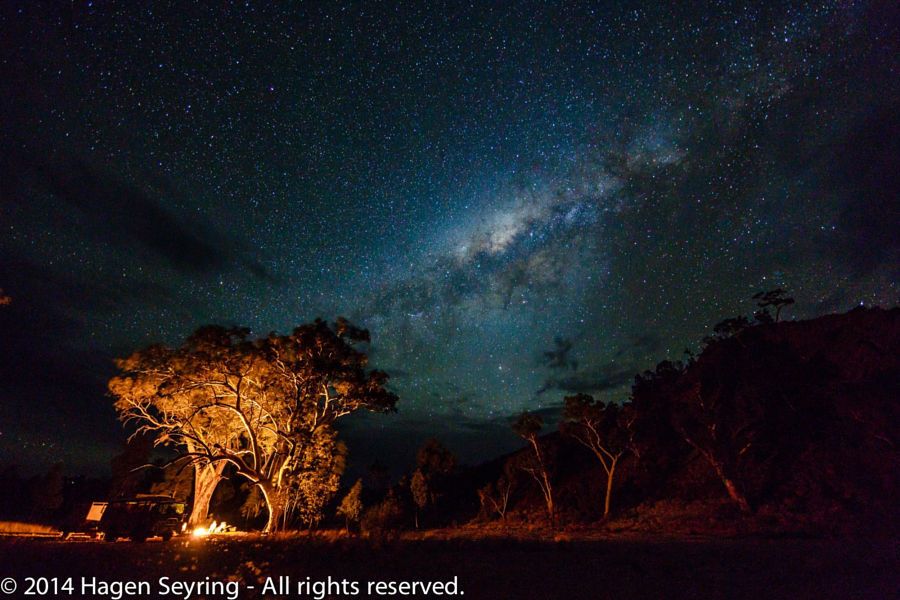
[626,306,900,531]
[452,307,900,535]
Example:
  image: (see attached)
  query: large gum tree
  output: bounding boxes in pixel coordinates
[109,319,397,532]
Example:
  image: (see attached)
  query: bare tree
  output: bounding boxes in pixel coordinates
[512,412,555,525]
[561,394,628,518]
[478,470,514,522]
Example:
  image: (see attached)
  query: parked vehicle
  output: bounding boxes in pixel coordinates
[99,495,187,542]
[60,501,108,540]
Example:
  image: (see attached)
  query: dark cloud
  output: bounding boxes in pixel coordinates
[507,404,565,426]
[0,250,173,316]
[2,145,274,280]
[0,251,124,410]
[44,160,226,273]
[0,144,282,474]
[537,364,635,396]
[540,337,578,371]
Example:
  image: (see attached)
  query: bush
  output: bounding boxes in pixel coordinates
[360,494,403,541]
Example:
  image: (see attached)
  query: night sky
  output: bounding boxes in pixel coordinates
[1,1,897,475]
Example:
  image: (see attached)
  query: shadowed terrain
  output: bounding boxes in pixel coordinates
[1,535,897,600]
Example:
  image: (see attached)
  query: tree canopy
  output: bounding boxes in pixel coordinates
[109,319,397,531]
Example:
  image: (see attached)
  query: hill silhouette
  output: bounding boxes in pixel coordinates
[448,306,899,537]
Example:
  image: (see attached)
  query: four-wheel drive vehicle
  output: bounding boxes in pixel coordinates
[99,495,187,542]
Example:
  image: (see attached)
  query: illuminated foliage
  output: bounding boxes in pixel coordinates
[337,479,364,533]
[279,427,347,529]
[410,470,428,529]
[109,319,397,531]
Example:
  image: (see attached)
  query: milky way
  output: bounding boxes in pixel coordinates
[1,1,897,472]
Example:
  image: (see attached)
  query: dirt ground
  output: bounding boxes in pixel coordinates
[0,534,897,599]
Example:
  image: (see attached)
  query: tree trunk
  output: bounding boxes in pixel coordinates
[188,462,224,527]
[686,437,753,514]
[546,493,555,526]
[721,474,751,513]
[602,459,617,519]
[542,474,555,526]
[259,481,283,533]
[529,438,555,526]
[711,461,751,513]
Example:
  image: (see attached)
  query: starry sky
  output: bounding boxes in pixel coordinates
[1,1,897,475]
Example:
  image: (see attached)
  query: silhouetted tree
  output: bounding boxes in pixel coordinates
[627,307,900,531]
[415,438,455,511]
[478,462,516,522]
[672,388,753,512]
[402,439,456,528]
[628,361,693,501]
[109,432,156,500]
[30,463,64,519]
[704,316,751,345]
[361,490,403,541]
[416,438,456,481]
[149,460,194,503]
[633,352,755,512]
[365,460,391,502]
[753,289,795,322]
[754,309,774,324]
[653,336,813,513]
[512,411,555,524]
[561,394,629,518]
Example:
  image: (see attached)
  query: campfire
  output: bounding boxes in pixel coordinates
[191,521,228,538]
